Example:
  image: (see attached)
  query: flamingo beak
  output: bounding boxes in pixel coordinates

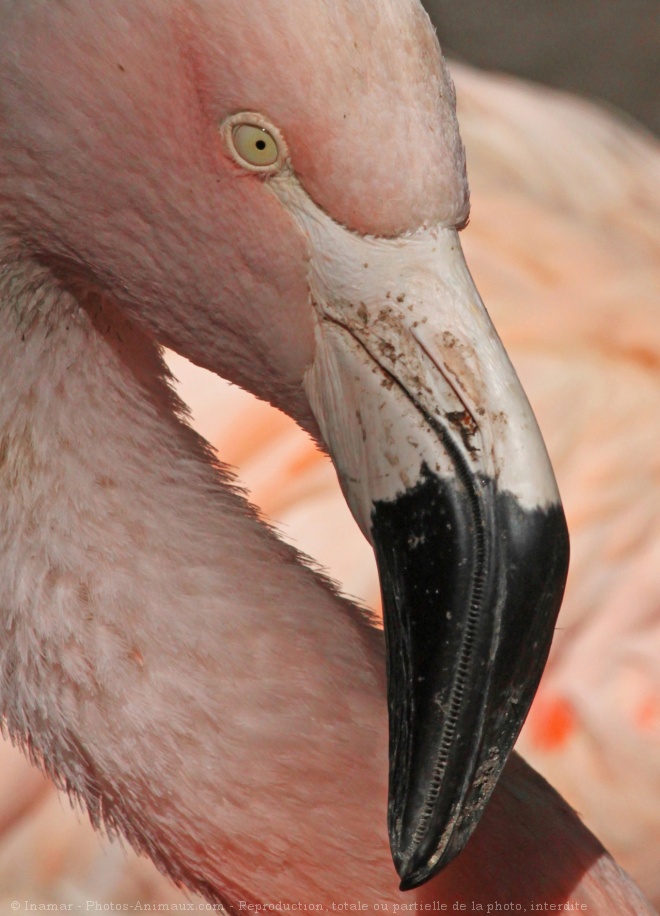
[273,179,569,890]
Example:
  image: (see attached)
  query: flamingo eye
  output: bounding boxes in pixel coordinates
[233,125,278,166]
[222,114,287,173]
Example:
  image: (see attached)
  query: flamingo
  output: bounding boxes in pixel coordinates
[169,63,660,907]
[179,65,660,905]
[0,0,653,912]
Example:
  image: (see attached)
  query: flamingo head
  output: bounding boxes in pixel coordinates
[0,0,569,890]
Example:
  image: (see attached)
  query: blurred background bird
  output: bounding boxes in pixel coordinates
[0,0,658,910]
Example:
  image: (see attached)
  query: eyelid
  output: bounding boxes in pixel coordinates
[221,111,289,174]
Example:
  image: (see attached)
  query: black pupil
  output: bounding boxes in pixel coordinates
[256,139,267,151]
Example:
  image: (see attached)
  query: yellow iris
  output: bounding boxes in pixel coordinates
[231,124,279,168]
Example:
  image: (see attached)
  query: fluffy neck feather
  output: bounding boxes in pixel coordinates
[0,256,393,906]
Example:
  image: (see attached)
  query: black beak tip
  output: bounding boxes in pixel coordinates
[397,863,437,893]
[373,466,570,894]
[393,851,424,893]
[395,840,461,891]
[398,874,422,893]
[391,804,472,891]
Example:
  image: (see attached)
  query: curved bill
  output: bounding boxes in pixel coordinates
[273,178,569,890]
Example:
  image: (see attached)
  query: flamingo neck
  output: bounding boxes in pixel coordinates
[0,257,392,907]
